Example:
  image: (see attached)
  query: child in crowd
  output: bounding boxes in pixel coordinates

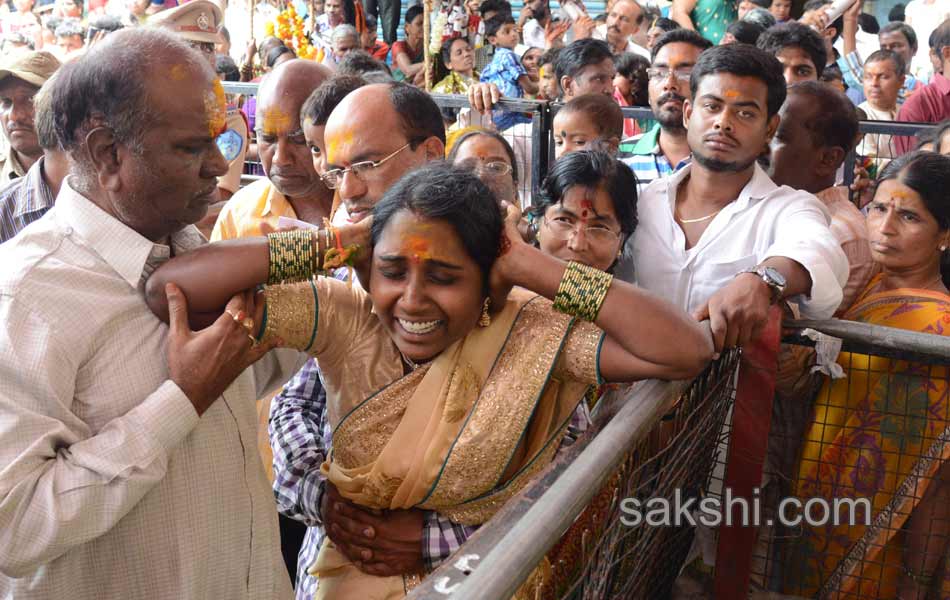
[479,13,538,129]
[612,52,649,138]
[820,63,846,92]
[473,0,511,71]
[769,0,791,22]
[646,17,680,49]
[537,47,560,100]
[553,93,624,159]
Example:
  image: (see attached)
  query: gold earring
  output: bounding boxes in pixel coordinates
[479,297,491,327]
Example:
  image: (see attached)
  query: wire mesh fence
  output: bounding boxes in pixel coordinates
[406,328,750,600]
[545,347,741,600]
[747,323,950,600]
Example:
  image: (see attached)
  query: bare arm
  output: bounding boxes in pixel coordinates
[145,222,372,328]
[394,48,425,77]
[670,0,698,31]
[693,257,812,352]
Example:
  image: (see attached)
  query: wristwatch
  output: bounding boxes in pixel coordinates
[737,266,787,304]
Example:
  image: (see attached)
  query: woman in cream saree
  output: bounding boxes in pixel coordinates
[148,163,712,598]
[783,152,950,599]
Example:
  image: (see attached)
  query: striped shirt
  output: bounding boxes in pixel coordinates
[0,155,54,244]
[618,124,691,191]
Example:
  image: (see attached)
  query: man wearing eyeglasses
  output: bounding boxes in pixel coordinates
[619,29,712,191]
[210,59,332,241]
[322,82,446,226]
[591,0,651,59]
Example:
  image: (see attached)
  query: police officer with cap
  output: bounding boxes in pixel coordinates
[150,0,249,225]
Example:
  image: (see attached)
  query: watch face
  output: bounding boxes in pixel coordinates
[764,267,787,288]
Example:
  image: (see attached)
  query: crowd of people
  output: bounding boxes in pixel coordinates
[1,0,950,598]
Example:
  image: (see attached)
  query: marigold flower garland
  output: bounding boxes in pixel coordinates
[266,4,318,61]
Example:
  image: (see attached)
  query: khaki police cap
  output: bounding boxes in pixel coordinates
[0,50,61,88]
[150,0,224,44]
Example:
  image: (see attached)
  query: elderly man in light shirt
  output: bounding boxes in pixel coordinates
[621,43,848,352]
[0,29,304,599]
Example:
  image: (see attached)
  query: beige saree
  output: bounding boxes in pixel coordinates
[263,278,604,598]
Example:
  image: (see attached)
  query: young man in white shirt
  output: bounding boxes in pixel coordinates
[619,43,848,352]
[0,29,304,599]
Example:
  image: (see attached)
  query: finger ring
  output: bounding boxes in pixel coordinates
[225,309,241,321]
[247,333,259,347]
[242,317,255,332]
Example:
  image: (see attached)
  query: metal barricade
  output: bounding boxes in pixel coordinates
[406,317,754,600]
[748,320,950,600]
[430,93,550,207]
[405,316,950,600]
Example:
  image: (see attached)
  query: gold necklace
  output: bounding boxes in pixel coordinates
[675,207,723,224]
[400,351,421,371]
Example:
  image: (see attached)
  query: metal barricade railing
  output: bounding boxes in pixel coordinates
[406,316,950,600]
[406,316,752,600]
[748,319,950,600]
[430,93,550,207]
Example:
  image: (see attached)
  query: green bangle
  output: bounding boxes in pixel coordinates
[552,261,613,322]
[267,230,317,284]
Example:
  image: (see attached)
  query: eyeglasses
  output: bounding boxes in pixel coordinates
[477,161,513,177]
[457,158,513,178]
[320,142,411,189]
[543,217,621,244]
[647,67,693,82]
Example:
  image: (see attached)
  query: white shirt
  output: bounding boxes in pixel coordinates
[594,24,650,59]
[905,0,950,81]
[0,181,303,599]
[522,18,548,49]
[626,163,848,317]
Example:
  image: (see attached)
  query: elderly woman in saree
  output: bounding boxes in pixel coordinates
[783,151,950,599]
[146,162,712,598]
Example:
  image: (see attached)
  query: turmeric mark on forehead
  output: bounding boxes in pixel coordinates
[403,235,433,263]
[205,78,227,137]
[326,130,354,164]
[260,107,293,135]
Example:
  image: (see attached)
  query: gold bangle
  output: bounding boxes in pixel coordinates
[553,261,613,322]
[267,230,316,284]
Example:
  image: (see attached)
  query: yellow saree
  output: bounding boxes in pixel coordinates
[783,275,950,598]
[262,278,603,598]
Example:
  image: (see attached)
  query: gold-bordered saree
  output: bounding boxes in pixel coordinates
[783,275,950,599]
[263,278,604,599]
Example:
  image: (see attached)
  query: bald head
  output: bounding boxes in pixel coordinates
[324,82,445,222]
[255,59,332,199]
[257,59,332,125]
